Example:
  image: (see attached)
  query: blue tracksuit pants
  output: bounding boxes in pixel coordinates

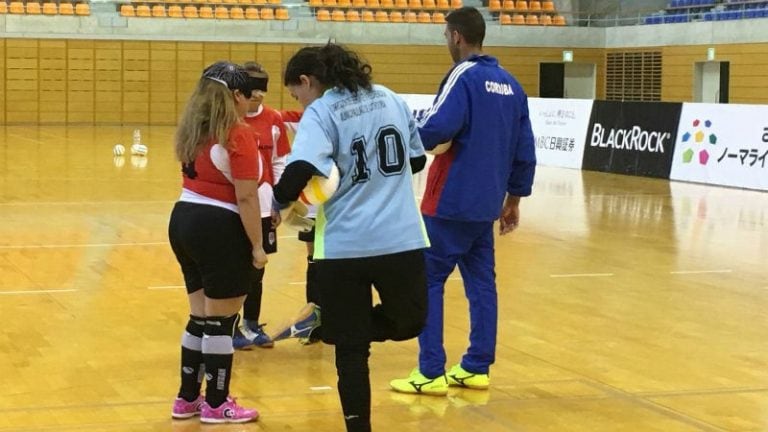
[418,215,497,378]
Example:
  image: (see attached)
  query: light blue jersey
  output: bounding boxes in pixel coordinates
[288,84,429,259]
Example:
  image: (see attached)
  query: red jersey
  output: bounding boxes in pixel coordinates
[181,122,264,205]
[244,105,290,186]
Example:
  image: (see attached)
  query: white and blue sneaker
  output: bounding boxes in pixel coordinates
[271,303,321,342]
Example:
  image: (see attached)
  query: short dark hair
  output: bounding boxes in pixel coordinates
[284,43,372,94]
[446,7,485,46]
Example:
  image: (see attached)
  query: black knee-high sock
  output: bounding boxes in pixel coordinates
[202,314,238,408]
[179,315,206,401]
[306,255,320,305]
[243,268,265,323]
[335,343,371,432]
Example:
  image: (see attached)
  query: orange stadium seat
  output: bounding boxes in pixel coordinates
[75,2,89,14]
[260,7,274,19]
[183,5,198,17]
[501,0,513,10]
[389,10,402,21]
[361,9,373,21]
[352,0,365,7]
[528,0,540,10]
[436,0,449,9]
[394,0,407,8]
[120,4,135,16]
[276,7,288,18]
[450,0,461,8]
[26,1,42,14]
[511,13,524,24]
[553,14,565,25]
[42,2,57,14]
[199,5,214,17]
[488,0,500,11]
[404,10,416,22]
[499,13,512,24]
[215,6,229,18]
[515,0,527,10]
[152,4,166,16]
[329,8,342,20]
[168,4,183,16]
[252,0,266,5]
[316,8,330,20]
[238,0,251,5]
[422,0,435,9]
[432,11,444,22]
[9,1,24,13]
[408,0,421,8]
[244,6,258,17]
[59,2,74,14]
[0,2,7,13]
[136,4,151,17]
[346,9,359,20]
[539,14,551,25]
[230,6,245,17]
[417,10,430,22]
[337,0,350,6]
[366,0,380,8]
[525,14,538,24]
[375,10,387,21]
[542,0,554,11]
[310,0,322,6]
[380,0,394,8]
[267,0,281,5]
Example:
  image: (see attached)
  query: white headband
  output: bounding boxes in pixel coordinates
[205,76,229,88]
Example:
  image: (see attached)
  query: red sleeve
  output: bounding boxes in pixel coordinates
[228,124,263,182]
[279,110,303,123]
[274,113,291,157]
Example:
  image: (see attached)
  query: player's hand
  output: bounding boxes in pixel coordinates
[499,196,520,236]
[279,201,314,232]
[271,209,282,229]
[252,247,268,269]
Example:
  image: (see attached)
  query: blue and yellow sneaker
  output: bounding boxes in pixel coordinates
[389,368,448,396]
[446,364,489,390]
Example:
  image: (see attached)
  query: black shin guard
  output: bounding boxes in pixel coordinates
[202,314,238,408]
[243,268,265,322]
[335,344,372,432]
[179,315,206,401]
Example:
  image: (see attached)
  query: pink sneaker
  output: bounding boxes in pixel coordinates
[200,396,259,424]
[171,395,203,419]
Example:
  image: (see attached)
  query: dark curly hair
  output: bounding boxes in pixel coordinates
[283,43,372,94]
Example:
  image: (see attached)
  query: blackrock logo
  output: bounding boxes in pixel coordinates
[590,124,669,153]
[680,119,717,165]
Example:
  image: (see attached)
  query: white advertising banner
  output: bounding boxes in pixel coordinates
[527,98,593,170]
[671,103,768,191]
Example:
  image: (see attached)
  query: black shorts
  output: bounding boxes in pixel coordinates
[168,201,253,299]
[261,216,278,254]
[298,224,315,243]
[316,249,427,345]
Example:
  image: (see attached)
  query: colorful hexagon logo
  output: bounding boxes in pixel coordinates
[680,119,717,165]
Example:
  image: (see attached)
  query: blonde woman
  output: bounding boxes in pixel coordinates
[169,61,266,424]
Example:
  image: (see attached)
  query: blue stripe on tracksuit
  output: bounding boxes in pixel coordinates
[418,216,496,377]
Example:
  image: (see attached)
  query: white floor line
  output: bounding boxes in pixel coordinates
[147,285,185,290]
[550,273,615,278]
[670,269,733,275]
[310,386,333,391]
[0,242,167,250]
[0,200,173,206]
[0,289,79,295]
[289,281,306,285]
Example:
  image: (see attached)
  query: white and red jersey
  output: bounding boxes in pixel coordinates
[245,105,290,217]
[180,122,265,213]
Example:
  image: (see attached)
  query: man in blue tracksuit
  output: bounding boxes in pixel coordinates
[390,6,536,395]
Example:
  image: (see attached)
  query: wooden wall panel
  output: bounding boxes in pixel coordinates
[123,41,150,124]
[95,41,123,124]
[176,42,203,117]
[0,39,4,124]
[39,40,67,124]
[5,39,39,123]
[67,40,94,124]
[150,41,177,125]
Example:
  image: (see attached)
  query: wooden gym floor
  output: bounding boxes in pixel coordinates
[1,125,767,432]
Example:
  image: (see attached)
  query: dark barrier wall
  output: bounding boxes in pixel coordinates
[583,101,682,178]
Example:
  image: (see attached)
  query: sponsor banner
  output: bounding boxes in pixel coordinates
[583,101,682,178]
[528,98,593,169]
[670,103,768,191]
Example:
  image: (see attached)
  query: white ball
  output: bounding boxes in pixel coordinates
[426,141,452,155]
[131,144,148,156]
[113,156,125,168]
[298,164,340,206]
[131,155,148,169]
[113,144,125,156]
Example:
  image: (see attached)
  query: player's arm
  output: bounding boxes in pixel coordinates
[501,94,537,236]
[417,69,469,150]
[230,129,267,267]
[273,161,318,204]
[402,97,427,174]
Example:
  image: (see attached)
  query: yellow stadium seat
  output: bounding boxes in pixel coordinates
[42,2,57,14]
[316,8,330,20]
[422,0,435,9]
[0,2,7,13]
[260,7,274,19]
[528,0,540,10]
[120,4,135,16]
[511,13,524,24]
[501,0,513,10]
[436,0,449,9]
[366,0,380,8]
[408,0,420,8]
[199,5,213,17]
[542,0,554,11]
[380,0,394,8]
[553,14,565,25]
[488,0,500,11]
[330,9,344,20]
[276,7,288,18]
[374,10,387,21]
[59,2,74,14]
[539,14,551,25]
[361,9,373,21]
[394,0,407,8]
[499,13,512,24]
[432,11,444,22]
[215,6,229,18]
[525,14,538,24]
[449,0,460,8]
[136,4,151,16]
[26,1,42,14]
[515,0,527,10]
[389,10,402,22]
[404,10,416,22]
[244,6,259,17]
[417,11,430,22]
[75,2,89,14]
[183,5,198,17]
[9,1,24,13]
[152,4,166,16]
[346,9,359,20]
[168,5,183,16]
[352,0,365,7]
[337,0,351,6]
[230,6,245,17]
